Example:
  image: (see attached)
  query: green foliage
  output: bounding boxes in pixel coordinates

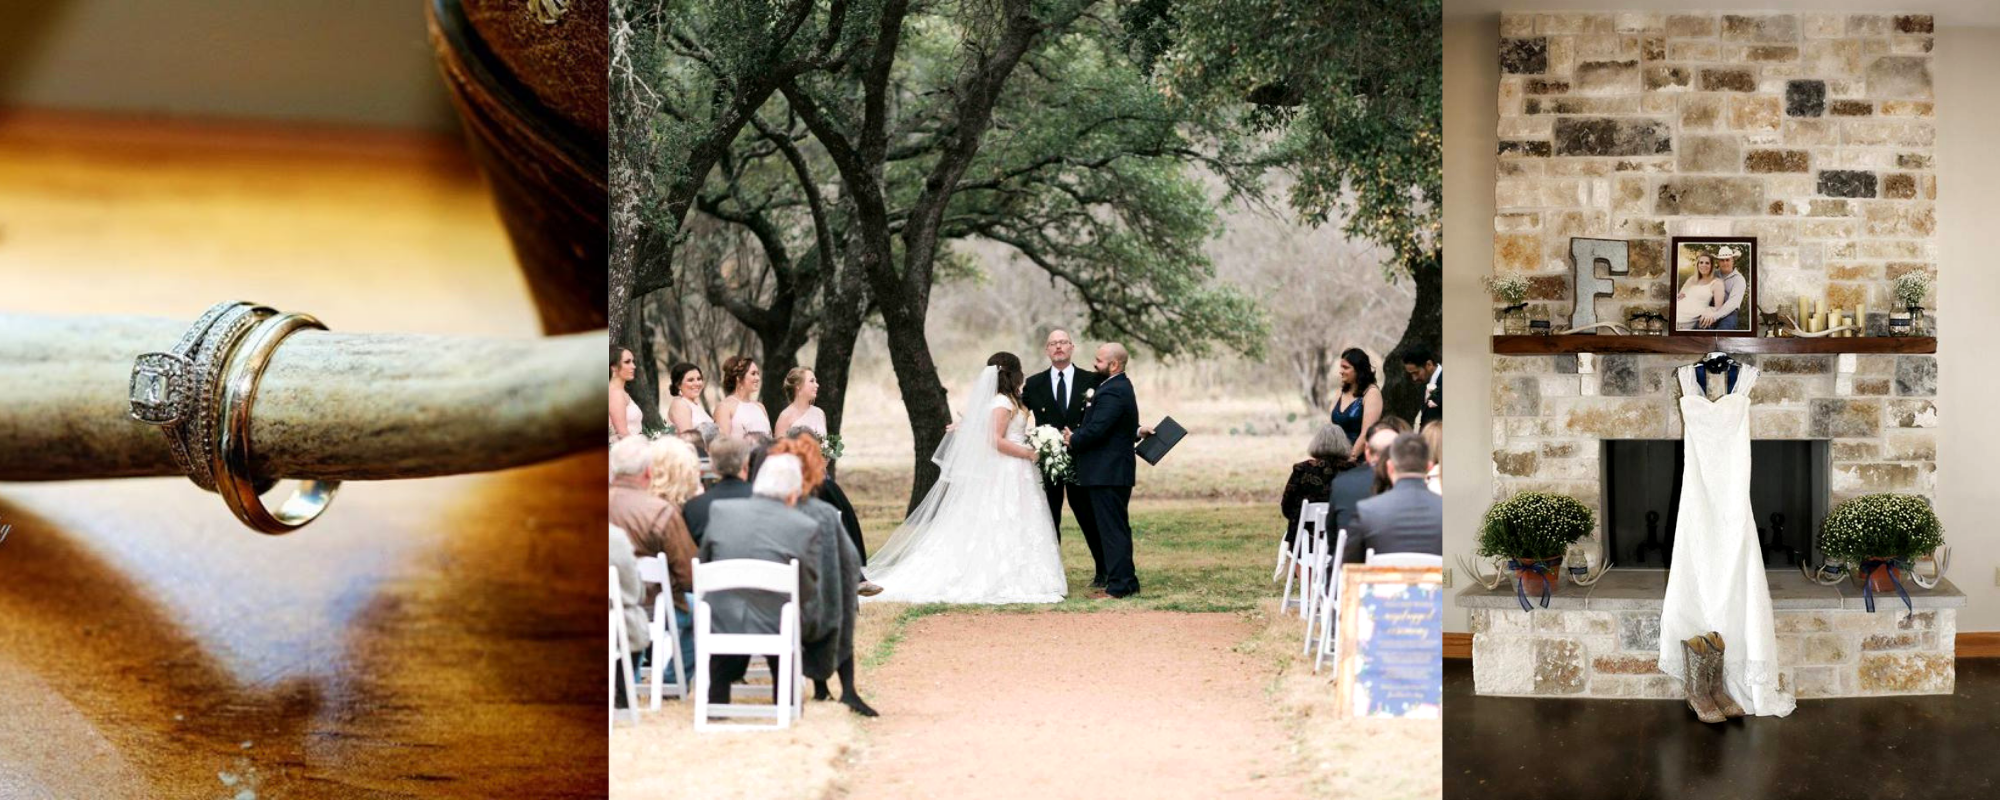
[1477,492,1594,560]
[1820,493,1944,563]
[1147,0,1443,278]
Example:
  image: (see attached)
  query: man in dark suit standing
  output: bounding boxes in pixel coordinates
[1402,346,1442,428]
[1066,343,1149,599]
[1021,329,1108,585]
[1341,433,1444,564]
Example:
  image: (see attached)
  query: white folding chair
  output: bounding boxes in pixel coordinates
[1366,550,1445,567]
[692,557,804,732]
[1312,529,1350,672]
[636,554,687,710]
[1280,502,1329,617]
[609,566,640,730]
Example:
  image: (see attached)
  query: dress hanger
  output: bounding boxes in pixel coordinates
[1694,351,1740,371]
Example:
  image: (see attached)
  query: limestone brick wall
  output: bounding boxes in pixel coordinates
[1489,12,1942,514]
[1494,12,1939,326]
[1469,606,1956,698]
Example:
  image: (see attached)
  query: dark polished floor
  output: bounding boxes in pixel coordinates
[1445,659,2000,800]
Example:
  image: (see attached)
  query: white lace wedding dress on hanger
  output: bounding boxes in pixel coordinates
[862,366,1068,604]
[1657,362,1795,717]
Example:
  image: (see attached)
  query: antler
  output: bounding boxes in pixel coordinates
[1456,554,1506,590]
[1565,539,1612,586]
[1801,557,1850,586]
[1908,545,1951,590]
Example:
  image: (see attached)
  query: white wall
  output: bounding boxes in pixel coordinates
[1444,14,2000,633]
[1444,14,1500,633]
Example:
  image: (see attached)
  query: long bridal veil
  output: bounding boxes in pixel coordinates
[868,365,1007,570]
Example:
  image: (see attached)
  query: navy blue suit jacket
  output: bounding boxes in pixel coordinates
[1068,373,1138,487]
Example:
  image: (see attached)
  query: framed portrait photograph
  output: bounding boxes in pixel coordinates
[1668,237,1757,336]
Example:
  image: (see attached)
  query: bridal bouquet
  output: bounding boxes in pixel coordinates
[1027,425,1073,484]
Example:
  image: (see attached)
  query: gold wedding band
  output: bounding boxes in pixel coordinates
[212,311,340,534]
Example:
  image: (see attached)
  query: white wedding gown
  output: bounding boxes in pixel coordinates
[864,374,1068,604]
[1658,364,1795,717]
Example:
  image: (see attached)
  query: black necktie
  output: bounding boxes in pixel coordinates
[1056,370,1068,411]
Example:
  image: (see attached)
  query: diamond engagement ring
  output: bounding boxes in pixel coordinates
[128,301,246,426]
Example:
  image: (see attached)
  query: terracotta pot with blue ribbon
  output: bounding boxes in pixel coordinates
[1507,556,1564,612]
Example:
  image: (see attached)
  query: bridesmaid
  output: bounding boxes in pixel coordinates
[712,356,772,439]
[774,367,829,437]
[609,347,642,441]
[664,362,717,434]
[1330,348,1383,460]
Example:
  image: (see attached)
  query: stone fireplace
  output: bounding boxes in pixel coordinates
[1461,11,1961,700]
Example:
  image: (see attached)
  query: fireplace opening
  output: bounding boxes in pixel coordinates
[1599,440,1830,570]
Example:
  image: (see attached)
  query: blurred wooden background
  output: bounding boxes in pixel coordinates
[0,111,604,797]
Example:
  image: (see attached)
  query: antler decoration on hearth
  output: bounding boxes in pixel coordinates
[1801,557,1851,586]
[1565,538,1612,586]
[1907,545,1951,590]
[1456,554,1508,591]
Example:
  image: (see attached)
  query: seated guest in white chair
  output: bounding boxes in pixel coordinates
[1331,425,1399,534]
[769,436,875,716]
[610,435,699,680]
[1340,432,1444,564]
[682,437,754,545]
[610,524,650,711]
[698,454,823,707]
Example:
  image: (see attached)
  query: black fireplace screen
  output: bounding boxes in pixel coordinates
[1600,439,1829,570]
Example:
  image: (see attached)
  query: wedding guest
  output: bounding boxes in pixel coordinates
[713,356,773,440]
[609,435,697,674]
[768,438,875,717]
[609,523,649,710]
[649,436,704,508]
[1421,420,1443,495]
[1402,346,1443,427]
[698,455,822,707]
[1281,424,1354,546]
[683,437,753,544]
[774,367,830,437]
[782,428,882,596]
[1333,426,1401,534]
[664,362,717,435]
[1341,432,1444,564]
[1330,348,1383,460]
[610,347,643,441]
[1368,416,1413,495]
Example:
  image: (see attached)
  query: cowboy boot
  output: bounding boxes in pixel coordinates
[1682,635,1725,724]
[1701,632,1748,718]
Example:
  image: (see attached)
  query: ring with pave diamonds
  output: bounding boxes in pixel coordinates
[128,301,247,427]
[213,310,341,534]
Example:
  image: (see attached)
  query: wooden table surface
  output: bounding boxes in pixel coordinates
[0,111,605,797]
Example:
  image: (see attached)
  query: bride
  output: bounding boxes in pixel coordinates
[863,352,1069,604]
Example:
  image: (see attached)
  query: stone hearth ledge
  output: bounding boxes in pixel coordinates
[1454,570,1965,611]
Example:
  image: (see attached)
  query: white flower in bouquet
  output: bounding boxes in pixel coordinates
[1026,425,1074,484]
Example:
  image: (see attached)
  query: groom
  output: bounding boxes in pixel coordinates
[1022,329,1108,585]
[1065,343,1146,599]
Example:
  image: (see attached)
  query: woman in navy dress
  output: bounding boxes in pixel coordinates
[1329,348,1383,460]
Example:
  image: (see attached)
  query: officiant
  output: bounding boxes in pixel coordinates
[1022,329,1108,587]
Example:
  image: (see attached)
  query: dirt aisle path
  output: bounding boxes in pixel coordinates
[847,611,1307,800]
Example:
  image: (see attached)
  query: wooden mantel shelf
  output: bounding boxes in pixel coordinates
[1493,335,1936,355]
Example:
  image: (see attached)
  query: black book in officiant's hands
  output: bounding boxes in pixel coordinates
[1135,417,1186,466]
